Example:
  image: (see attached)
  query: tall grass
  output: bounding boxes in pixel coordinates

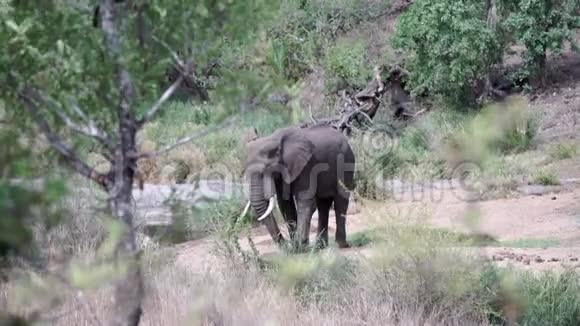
[137,102,292,184]
[3,184,580,326]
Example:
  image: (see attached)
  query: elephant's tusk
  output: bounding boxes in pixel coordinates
[257,196,275,221]
[238,201,251,223]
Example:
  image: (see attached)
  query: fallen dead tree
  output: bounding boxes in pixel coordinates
[302,64,425,135]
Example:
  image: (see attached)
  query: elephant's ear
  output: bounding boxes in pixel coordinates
[280,131,314,183]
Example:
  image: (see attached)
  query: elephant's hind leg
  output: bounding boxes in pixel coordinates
[333,196,351,249]
[315,198,333,249]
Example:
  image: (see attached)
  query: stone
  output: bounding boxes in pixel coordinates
[523,259,530,265]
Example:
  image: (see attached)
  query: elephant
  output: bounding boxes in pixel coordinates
[240,124,356,251]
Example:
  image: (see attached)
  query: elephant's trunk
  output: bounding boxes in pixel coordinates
[249,174,284,244]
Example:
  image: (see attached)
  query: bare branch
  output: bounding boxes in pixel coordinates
[71,104,90,122]
[18,88,110,190]
[138,116,237,158]
[137,75,184,127]
[151,35,186,67]
[308,104,317,123]
[22,89,115,154]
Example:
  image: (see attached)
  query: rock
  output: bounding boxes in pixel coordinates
[523,259,531,265]
[551,196,557,200]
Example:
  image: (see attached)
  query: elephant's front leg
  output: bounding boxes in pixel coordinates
[275,179,298,241]
[295,197,316,251]
[276,197,298,241]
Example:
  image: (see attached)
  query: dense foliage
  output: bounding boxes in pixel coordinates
[0,127,66,267]
[0,0,280,132]
[393,0,503,109]
[501,0,580,87]
[394,0,580,107]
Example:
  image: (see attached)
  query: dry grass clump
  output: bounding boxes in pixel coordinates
[137,140,209,185]
[3,209,580,326]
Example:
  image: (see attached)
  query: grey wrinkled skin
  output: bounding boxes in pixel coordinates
[244,124,356,251]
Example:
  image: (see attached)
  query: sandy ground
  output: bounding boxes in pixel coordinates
[173,183,580,273]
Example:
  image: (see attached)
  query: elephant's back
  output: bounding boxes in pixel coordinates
[305,126,355,162]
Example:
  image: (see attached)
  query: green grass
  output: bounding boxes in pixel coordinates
[348,226,499,248]
[264,229,580,326]
[324,38,371,92]
[517,270,580,326]
[266,0,391,81]
[350,226,560,250]
[533,169,561,186]
[550,142,578,160]
[498,238,560,249]
[138,103,292,183]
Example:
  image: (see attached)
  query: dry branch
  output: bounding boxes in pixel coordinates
[138,116,238,158]
[18,87,111,189]
[25,89,115,153]
[151,35,212,102]
[138,75,184,127]
[306,63,417,134]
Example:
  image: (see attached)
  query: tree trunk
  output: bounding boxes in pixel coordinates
[109,66,144,326]
[108,115,144,326]
[109,187,144,326]
[535,52,547,89]
[478,0,500,103]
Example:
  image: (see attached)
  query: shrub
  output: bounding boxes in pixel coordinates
[516,270,580,326]
[393,0,504,109]
[267,0,391,81]
[550,142,578,160]
[444,96,537,164]
[324,39,371,92]
[533,169,560,186]
[502,0,580,88]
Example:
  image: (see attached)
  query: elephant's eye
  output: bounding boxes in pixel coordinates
[266,147,278,158]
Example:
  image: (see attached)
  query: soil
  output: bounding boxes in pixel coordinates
[173,183,580,273]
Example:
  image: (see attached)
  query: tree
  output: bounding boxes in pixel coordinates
[0,127,66,271]
[500,0,580,88]
[392,0,505,109]
[0,1,278,325]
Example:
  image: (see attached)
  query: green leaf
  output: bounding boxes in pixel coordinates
[5,19,18,32]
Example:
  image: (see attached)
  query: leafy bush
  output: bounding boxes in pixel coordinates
[393,0,504,108]
[533,169,560,186]
[495,110,538,154]
[550,142,578,160]
[444,96,537,164]
[267,0,390,81]
[324,39,371,92]
[502,0,580,87]
[0,128,67,268]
